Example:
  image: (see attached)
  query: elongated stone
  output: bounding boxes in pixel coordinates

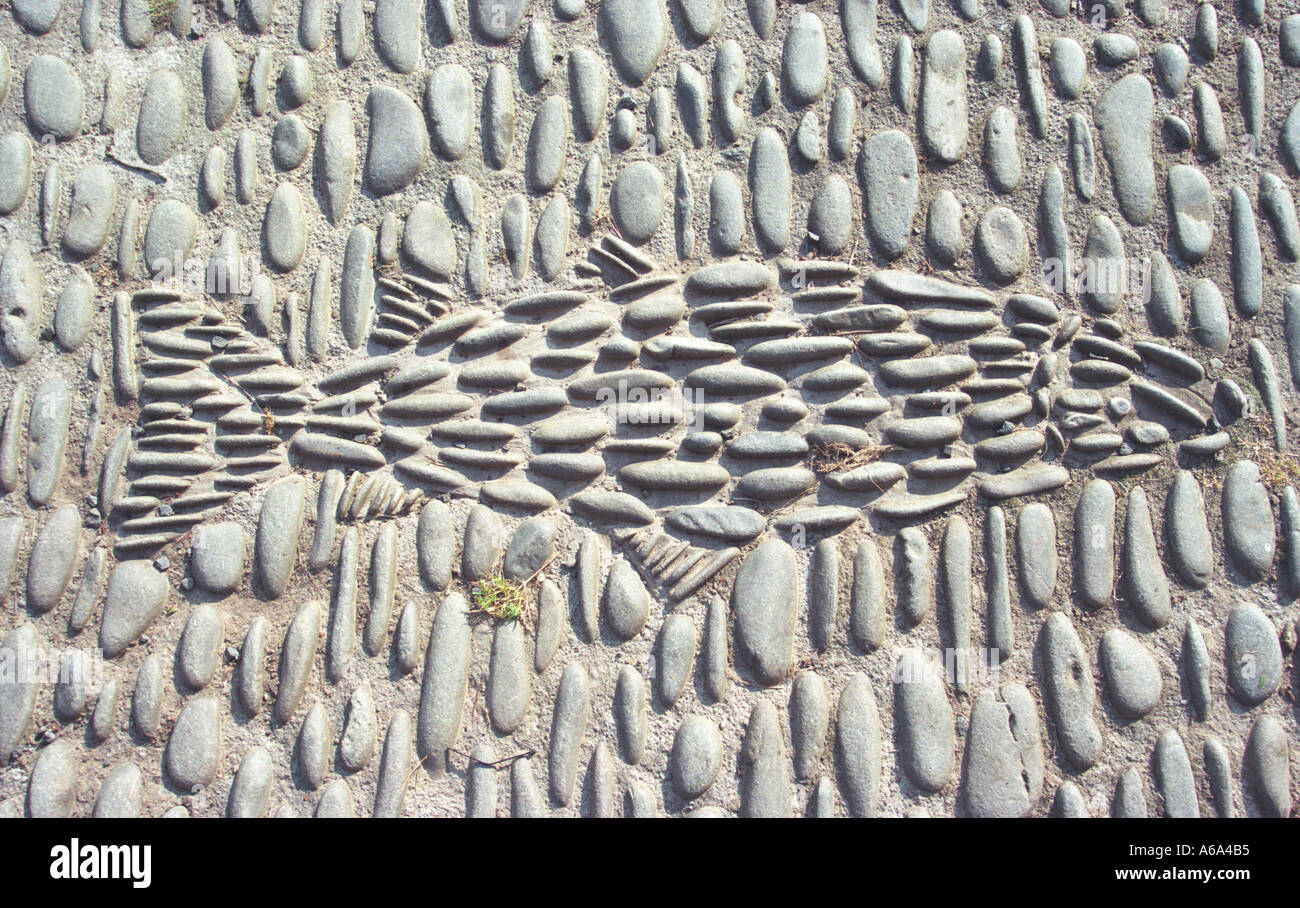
[99,561,168,658]
[894,650,954,792]
[960,683,1043,818]
[1222,461,1274,581]
[1094,74,1155,225]
[1166,471,1212,588]
[739,700,791,817]
[920,30,967,163]
[416,593,472,773]
[1123,487,1171,629]
[1074,479,1115,610]
[749,128,790,253]
[1225,604,1281,707]
[1041,612,1102,770]
[274,601,320,725]
[373,710,413,817]
[549,661,589,806]
[859,129,918,260]
[732,540,797,686]
[255,475,305,599]
[166,697,221,792]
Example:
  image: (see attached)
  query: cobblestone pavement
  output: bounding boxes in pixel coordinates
[0,0,1297,818]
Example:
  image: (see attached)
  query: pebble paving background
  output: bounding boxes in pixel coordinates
[0,0,1298,818]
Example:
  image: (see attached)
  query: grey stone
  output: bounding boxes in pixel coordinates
[984,106,1021,193]
[255,475,305,599]
[1231,186,1263,319]
[1123,487,1171,629]
[264,183,306,272]
[365,85,428,196]
[227,747,272,818]
[1153,730,1198,818]
[0,624,38,761]
[166,697,221,792]
[1100,629,1162,719]
[1041,612,1102,770]
[1049,37,1085,99]
[99,560,169,658]
[548,661,589,806]
[1094,74,1155,225]
[601,0,667,85]
[94,763,143,819]
[614,665,646,765]
[657,613,696,706]
[783,11,828,106]
[297,701,331,790]
[340,684,377,771]
[920,30,967,163]
[1112,767,1148,817]
[177,605,223,691]
[416,593,472,773]
[1245,715,1292,817]
[604,558,650,641]
[191,523,245,594]
[671,715,723,799]
[610,161,665,244]
[1074,479,1115,610]
[960,683,1043,818]
[739,700,791,817]
[274,602,320,726]
[858,130,918,260]
[27,739,76,817]
[24,55,83,141]
[894,650,954,792]
[1225,604,1281,707]
[974,206,1027,283]
[732,540,796,686]
[1222,461,1275,581]
[749,128,791,252]
[789,672,829,780]
[926,190,964,265]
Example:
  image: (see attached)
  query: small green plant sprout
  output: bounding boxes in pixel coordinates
[470,574,528,621]
[148,0,177,28]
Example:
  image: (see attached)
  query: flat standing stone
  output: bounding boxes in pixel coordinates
[894,650,954,792]
[1225,604,1281,707]
[1222,461,1274,581]
[366,85,428,196]
[783,12,828,107]
[1165,471,1212,589]
[610,161,664,244]
[549,661,589,806]
[749,128,791,253]
[136,69,185,164]
[255,475,305,599]
[1093,74,1155,226]
[732,540,797,686]
[601,0,667,86]
[920,30,968,164]
[1167,165,1214,263]
[24,55,83,141]
[739,700,792,817]
[416,593,472,773]
[1074,479,1115,611]
[99,560,169,658]
[858,129,918,260]
[0,624,39,762]
[1100,629,1162,719]
[1041,613,1102,770]
[671,715,723,800]
[165,697,221,792]
[960,683,1043,818]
